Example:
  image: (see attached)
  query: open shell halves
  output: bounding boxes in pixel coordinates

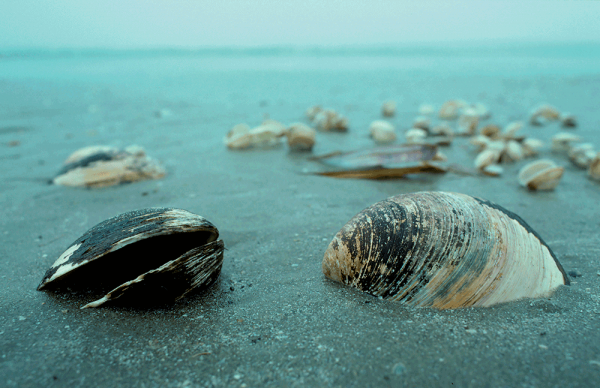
[322,192,569,309]
[38,208,224,308]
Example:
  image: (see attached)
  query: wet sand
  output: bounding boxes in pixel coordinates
[1,50,600,387]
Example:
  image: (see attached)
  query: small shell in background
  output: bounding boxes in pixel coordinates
[225,124,253,150]
[588,152,600,181]
[418,104,435,116]
[430,122,454,137]
[369,120,396,144]
[529,104,561,126]
[471,102,491,120]
[37,208,224,308]
[53,145,166,188]
[560,113,577,128]
[381,101,396,117]
[480,124,501,139]
[314,109,349,132]
[475,148,501,170]
[568,143,596,168]
[482,164,503,177]
[413,116,430,132]
[225,120,287,149]
[457,107,479,136]
[522,138,544,158]
[501,140,524,163]
[470,135,491,152]
[518,159,564,191]
[404,128,427,144]
[306,105,323,121]
[322,191,569,308]
[286,123,316,151]
[502,121,523,140]
[438,100,467,120]
[551,132,581,153]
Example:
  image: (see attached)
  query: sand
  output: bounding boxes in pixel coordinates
[1,48,600,387]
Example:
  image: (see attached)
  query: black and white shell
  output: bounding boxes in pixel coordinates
[322,191,569,309]
[37,208,224,308]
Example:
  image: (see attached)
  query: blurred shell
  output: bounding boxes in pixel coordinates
[225,124,253,150]
[439,100,466,120]
[369,120,396,144]
[475,149,501,170]
[314,109,349,132]
[482,164,503,177]
[405,128,427,144]
[286,123,316,151]
[53,145,166,188]
[530,104,560,126]
[480,124,501,139]
[568,143,595,168]
[381,101,396,117]
[522,138,544,158]
[457,108,479,136]
[502,121,523,140]
[501,140,523,163]
[560,113,577,128]
[418,104,435,116]
[551,132,581,153]
[322,192,568,309]
[306,105,323,121]
[518,159,564,191]
[225,121,286,149]
[413,116,430,132]
[430,122,454,137]
[37,208,224,308]
[471,103,491,120]
[588,152,600,181]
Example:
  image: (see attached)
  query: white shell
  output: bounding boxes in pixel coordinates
[522,138,544,158]
[518,159,564,191]
[568,143,595,169]
[413,116,430,131]
[369,120,396,144]
[314,109,349,132]
[418,104,435,116]
[405,128,427,144]
[381,101,396,117]
[551,132,581,153]
[475,149,501,170]
[439,100,467,120]
[430,122,454,137]
[286,123,316,151]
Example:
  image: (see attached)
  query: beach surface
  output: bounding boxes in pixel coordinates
[1,45,600,387]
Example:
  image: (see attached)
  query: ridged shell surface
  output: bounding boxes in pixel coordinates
[322,192,568,309]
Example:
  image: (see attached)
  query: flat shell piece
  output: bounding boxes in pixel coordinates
[313,144,437,169]
[322,192,569,309]
[53,145,166,188]
[38,208,222,308]
[316,162,446,179]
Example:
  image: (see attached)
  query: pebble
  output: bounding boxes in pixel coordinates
[568,270,583,278]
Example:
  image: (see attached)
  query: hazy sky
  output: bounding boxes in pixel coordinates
[1,0,599,48]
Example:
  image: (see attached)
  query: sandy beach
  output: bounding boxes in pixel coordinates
[1,46,600,387]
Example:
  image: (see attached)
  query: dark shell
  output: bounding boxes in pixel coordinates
[322,192,569,309]
[38,208,224,308]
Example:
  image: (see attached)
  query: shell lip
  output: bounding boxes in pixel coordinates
[37,207,219,291]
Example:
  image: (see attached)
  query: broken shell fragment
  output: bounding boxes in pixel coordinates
[286,123,316,151]
[322,191,569,308]
[518,159,564,191]
[53,145,166,188]
[588,153,600,181]
[438,100,466,120]
[306,105,323,121]
[381,101,396,117]
[560,113,577,128]
[37,208,224,308]
[314,109,349,132]
[369,120,396,144]
[551,132,581,153]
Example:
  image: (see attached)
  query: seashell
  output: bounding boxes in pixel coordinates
[286,123,316,151]
[418,104,435,116]
[438,100,466,120]
[369,120,396,144]
[471,103,491,120]
[381,101,396,117]
[404,128,427,144]
[37,208,224,308]
[474,148,501,170]
[322,191,569,308]
[430,122,454,137]
[480,124,501,139]
[521,138,544,158]
[482,164,503,177]
[560,113,577,128]
[502,121,523,140]
[551,132,581,153]
[501,140,523,163]
[529,104,560,126]
[314,109,349,132]
[53,145,166,188]
[518,159,564,191]
[568,143,595,169]
[306,105,323,121]
[588,152,600,181]
[457,108,479,136]
[413,116,430,132]
[225,123,253,150]
[470,135,491,152]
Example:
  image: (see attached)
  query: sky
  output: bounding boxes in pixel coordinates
[1,0,599,49]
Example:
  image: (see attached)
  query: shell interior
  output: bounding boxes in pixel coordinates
[38,208,223,307]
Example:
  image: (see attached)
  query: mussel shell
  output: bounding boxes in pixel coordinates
[322,192,569,309]
[38,208,223,308]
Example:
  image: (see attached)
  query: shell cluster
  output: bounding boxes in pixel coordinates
[53,145,166,188]
[322,192,569,309]
[38,208,224,308]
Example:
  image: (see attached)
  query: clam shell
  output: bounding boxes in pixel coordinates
[518,159,564,190]
[369,120,396,144]
[381,101,396,117]
[322,192,569,309]
[286,123,316,151]
[53,145,166,188]
[589,152,600,181]
[38,208,224,308]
